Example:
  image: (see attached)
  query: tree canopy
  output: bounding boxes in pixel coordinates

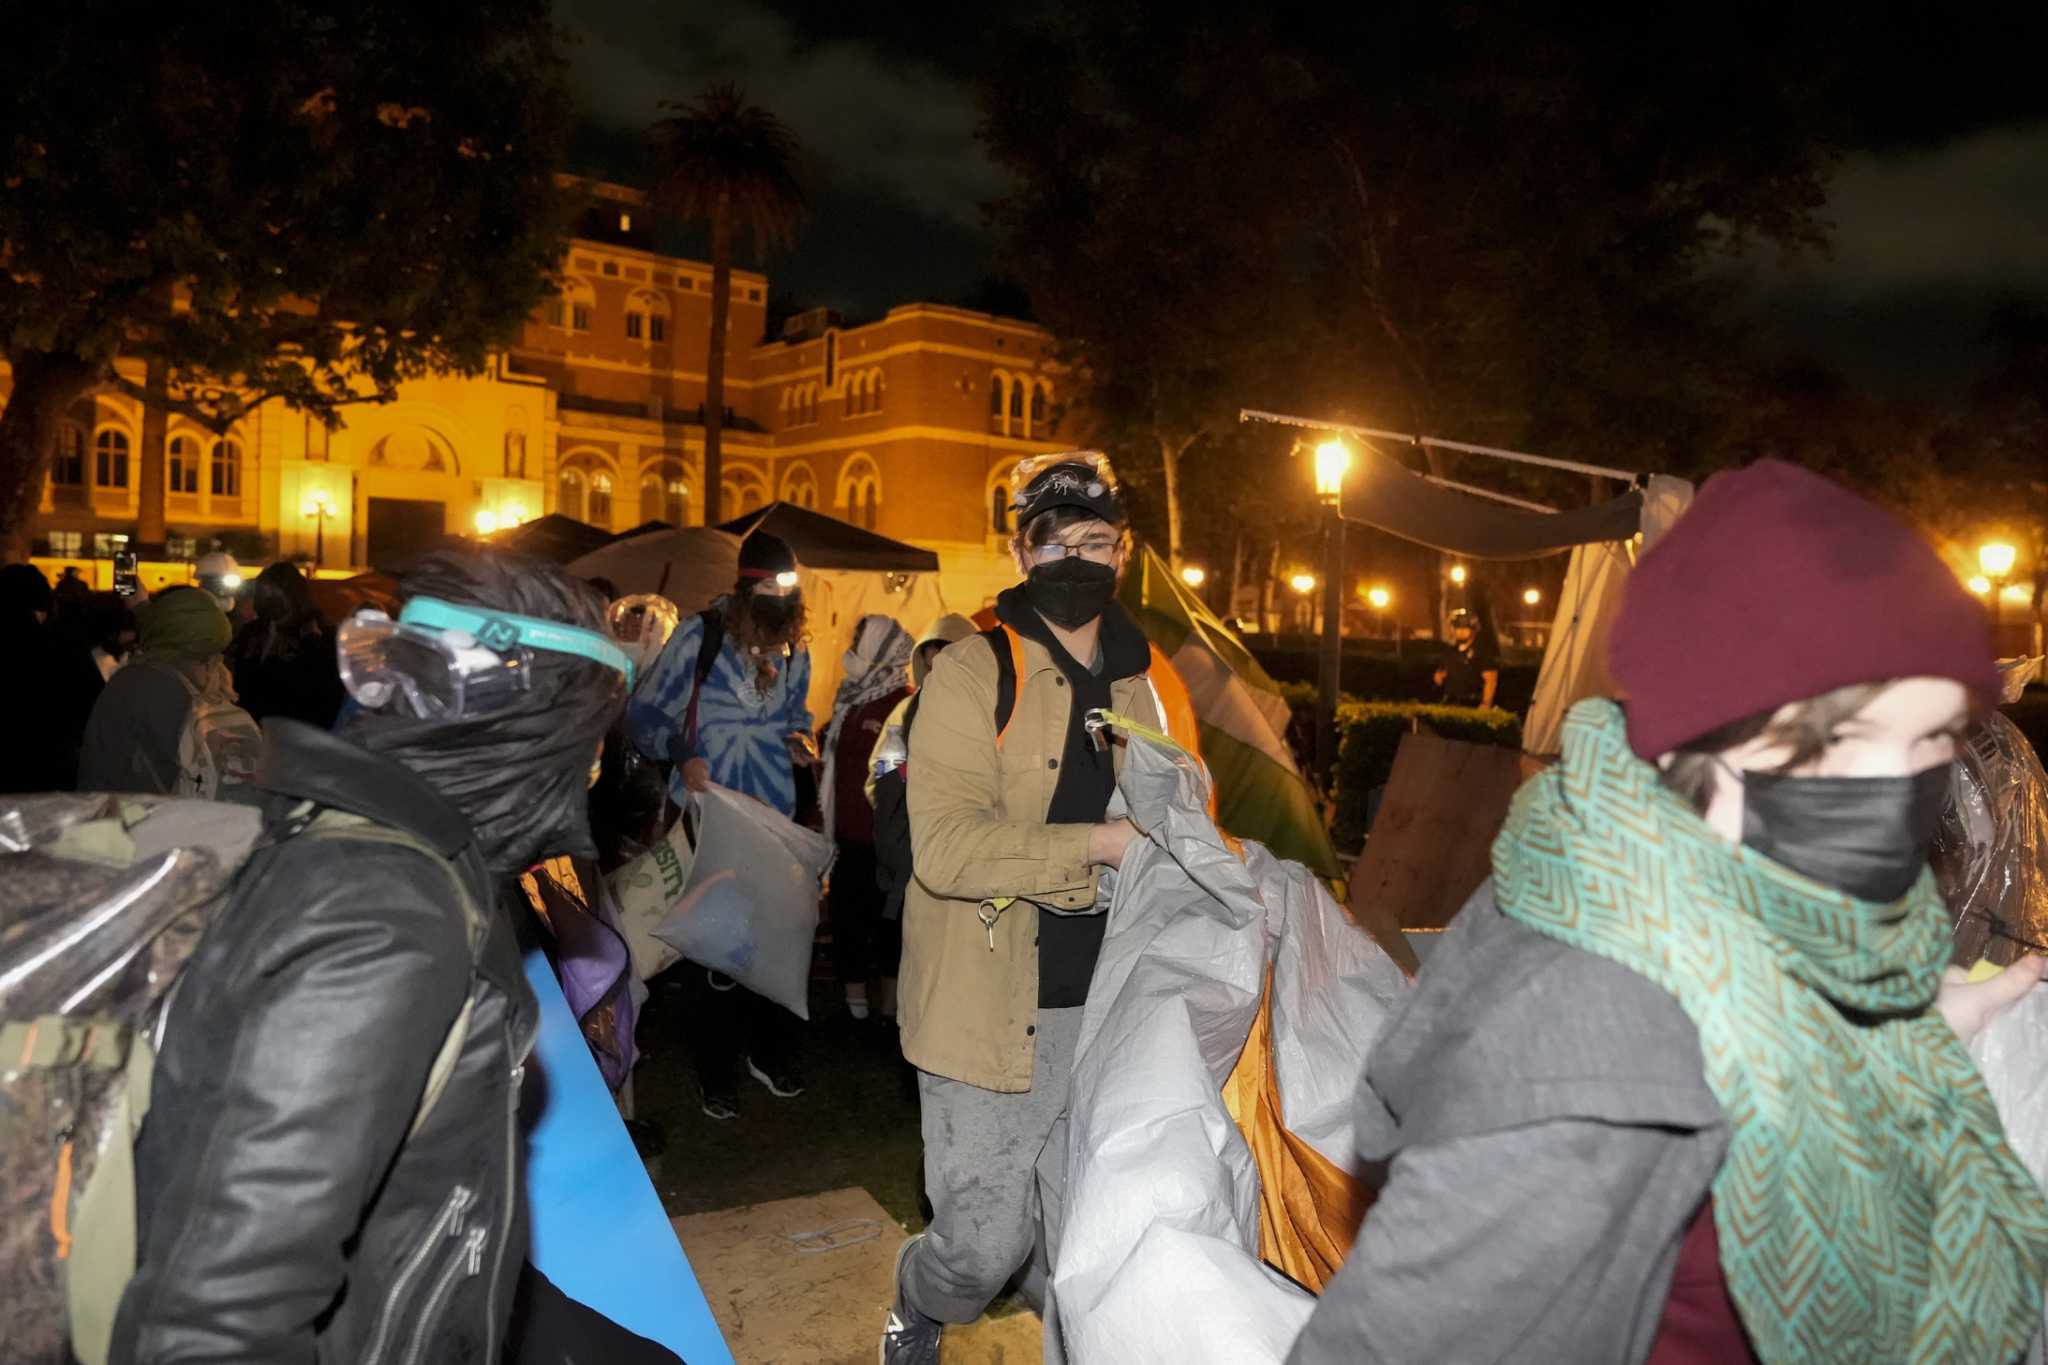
[0,1,574,555]
[650,82,807,523]
[982,1,1854,597]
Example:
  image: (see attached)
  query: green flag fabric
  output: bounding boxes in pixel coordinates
[1119,548,1341,878]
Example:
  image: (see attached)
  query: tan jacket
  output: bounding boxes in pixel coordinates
[902,628,1161,1092]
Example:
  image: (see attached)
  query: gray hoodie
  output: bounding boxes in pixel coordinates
[1289,883,1730,1365]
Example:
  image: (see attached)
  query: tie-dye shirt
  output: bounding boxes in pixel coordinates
[627,601,814,817]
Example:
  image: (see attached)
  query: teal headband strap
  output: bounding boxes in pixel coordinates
[399,596,635,687]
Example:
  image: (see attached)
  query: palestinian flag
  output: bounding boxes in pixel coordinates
[1119,548,1341,878]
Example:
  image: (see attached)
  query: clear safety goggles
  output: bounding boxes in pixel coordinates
[338,596,635,720]
[1008,450,1119,505]
[607,594,681,681]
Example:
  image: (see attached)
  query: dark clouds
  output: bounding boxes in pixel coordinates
[1742,120,2048,390]
[552,1,2048,390]
[553,0,1021,318]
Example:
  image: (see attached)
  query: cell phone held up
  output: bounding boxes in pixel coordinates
[112,550,140,598]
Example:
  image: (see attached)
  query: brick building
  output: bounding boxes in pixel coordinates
[6,184,1076,607]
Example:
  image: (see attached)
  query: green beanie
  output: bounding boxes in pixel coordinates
[139,586,232,660]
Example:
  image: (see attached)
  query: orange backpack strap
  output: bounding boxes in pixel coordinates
[983,624,1030,750]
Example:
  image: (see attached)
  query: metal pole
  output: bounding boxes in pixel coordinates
[1316,505,1343,794]
[1239,407,1637,483]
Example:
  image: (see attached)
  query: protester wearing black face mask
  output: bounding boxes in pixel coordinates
[625,530,815,1118]
[881,455,1163,1363]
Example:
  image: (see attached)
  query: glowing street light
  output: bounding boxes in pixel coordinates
[1523,587,1542,607]
[1969,576,1994,597]
[1981,541,2019,634]
[1181,564,1207,589]
[1448,563,1468,586]
[1313,440,1350,505]
[1289,572,1318,595]
[1366,585,1391,610]
[474,508,500,535]
[301,490,336,568]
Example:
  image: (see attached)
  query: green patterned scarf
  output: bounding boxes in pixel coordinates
[1494,699,2048,1363]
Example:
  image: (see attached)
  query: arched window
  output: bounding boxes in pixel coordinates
[1030,383,1048,433]
[991,482,1011,535]
[51,425,85,486]
[1008,381,1025,428]
[558,467,587,521]
[869,371,884,414]
[989,374,1006,426]
[210,439,242,498]
[94,429,130,488]
[640,463,689,525]
[552,278,595,333]
[627,290,670,344]
[805,384,819,425]
[839,455,881,531]
[588,471,613,527]
[780,462,818,510]
[167,435,200,495]
[844,383,858,419]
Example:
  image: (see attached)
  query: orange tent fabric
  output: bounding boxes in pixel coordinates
[1220,969,1374,1291]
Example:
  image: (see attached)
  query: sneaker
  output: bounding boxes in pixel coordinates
[699,1086,739,1121]
[746,1056,805,1098]
[880,1233,944,1365]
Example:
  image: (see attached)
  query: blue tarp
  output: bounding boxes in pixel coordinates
[522,951,732,1363]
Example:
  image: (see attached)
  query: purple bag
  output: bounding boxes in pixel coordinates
[522,859,639,1092]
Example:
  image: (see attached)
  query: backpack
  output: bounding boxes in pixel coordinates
[165,666,263,799]
[870,623,1203,912]
[0,793,484,1365]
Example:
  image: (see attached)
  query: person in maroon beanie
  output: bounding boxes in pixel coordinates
[1289,459,2048,1365]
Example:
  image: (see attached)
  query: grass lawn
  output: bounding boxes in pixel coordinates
[634,970,927,1229]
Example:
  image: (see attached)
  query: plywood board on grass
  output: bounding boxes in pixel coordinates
[672,1187,1043,1364]
[1349,731,1526,933]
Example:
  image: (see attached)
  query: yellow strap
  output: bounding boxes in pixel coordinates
[1088,708,1185,755]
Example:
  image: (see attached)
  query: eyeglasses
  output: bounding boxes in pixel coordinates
[1028,536,1122,566]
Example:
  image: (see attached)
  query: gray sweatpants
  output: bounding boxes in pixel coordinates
[900,1007,1084,1328]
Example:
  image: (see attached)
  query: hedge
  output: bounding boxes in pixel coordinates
[1251,642,1541,715]
[1331,701,1522,853]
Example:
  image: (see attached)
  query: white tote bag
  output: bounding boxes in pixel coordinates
[645,785,832,1019]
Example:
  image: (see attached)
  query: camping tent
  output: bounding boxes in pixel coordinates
[569,504,947,722]
[487,513,618,566]
[1119,548,1341,878]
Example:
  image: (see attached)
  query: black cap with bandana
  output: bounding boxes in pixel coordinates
[1013,457,1125,529]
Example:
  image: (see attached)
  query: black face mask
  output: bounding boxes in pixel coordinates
[748,594,797,637]
[1024,557,1118,630]
[1737,765,1953,904]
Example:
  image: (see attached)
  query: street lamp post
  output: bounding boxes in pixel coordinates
[1313,440,1350,795]
[1982,542,2017,649]
[302,491,335,569]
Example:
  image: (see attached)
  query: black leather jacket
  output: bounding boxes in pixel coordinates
[113,720,540,1365]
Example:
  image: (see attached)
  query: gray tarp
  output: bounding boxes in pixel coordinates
[1051,721,1408,1363]
[1339,441,1642,560]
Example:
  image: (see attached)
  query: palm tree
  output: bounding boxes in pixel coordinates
[651,84,805,525]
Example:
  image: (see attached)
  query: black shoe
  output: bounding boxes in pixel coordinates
[624,1118,668,1157]
[699,1086,739,1121]
[746,1056,805,1098]
[880,1234,944,1365]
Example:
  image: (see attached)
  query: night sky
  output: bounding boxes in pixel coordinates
[553,0,2048,395]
